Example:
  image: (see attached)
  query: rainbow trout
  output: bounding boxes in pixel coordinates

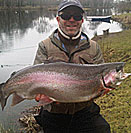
[0,62,131,110]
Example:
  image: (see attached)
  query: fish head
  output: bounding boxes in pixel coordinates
[0,83,7,110]
[99,62,131,96]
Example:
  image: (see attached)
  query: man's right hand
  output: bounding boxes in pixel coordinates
[35,94,54,106]
[35,94,43,102]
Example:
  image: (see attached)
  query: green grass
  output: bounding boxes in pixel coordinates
[95,29,131,133]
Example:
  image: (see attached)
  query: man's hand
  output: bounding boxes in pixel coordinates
[35,94,42,102]
[35,94,54,106]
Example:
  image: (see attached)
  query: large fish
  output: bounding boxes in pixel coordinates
[0,62,131,110]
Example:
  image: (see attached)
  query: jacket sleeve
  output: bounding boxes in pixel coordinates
[92,43,104,64]
[33,41,48,65]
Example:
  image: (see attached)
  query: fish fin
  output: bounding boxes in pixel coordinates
[101,87,114,96]
[0,83,7,110]
[11,93,24,106]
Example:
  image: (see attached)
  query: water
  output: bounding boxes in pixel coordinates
[0,9,123,131]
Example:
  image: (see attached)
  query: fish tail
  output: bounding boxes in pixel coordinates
[0,83,7,110]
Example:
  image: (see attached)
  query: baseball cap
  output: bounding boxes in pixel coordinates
[58,0,84,13]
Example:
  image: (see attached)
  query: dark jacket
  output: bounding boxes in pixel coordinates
[34,29,104,114]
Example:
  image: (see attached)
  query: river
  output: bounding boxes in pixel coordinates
[0,9,123,131]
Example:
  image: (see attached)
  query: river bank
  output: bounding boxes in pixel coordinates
[112,13,131,29]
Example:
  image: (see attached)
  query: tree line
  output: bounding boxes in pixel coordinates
[0,0,130,13]
[114,0,131,13]
[0,0,114,9]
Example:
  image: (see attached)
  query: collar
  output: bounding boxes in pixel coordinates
[50,29,90,54]
[58,27,82,40]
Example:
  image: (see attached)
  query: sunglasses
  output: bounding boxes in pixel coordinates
[59,13,83,21]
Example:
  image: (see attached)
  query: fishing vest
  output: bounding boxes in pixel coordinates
[34,29,104,114]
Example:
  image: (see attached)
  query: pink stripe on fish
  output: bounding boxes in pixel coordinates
[14,71,90,86]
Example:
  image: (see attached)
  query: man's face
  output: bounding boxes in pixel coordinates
[57,6,84,37]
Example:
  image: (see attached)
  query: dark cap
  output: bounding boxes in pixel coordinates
[58,0,84,13]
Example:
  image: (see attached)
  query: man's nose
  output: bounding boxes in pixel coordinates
[69,16,75,21]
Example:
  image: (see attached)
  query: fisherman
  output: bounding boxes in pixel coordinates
[34,0,111,132]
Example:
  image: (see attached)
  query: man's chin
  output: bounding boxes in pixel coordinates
[67,31,78,37]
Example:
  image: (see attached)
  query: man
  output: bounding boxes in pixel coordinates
[34,0,111,132]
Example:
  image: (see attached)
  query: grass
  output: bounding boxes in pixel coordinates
[94,28,131,132]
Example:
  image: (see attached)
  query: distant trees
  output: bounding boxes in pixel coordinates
[79,0,114,9]
[113,0,131,13]
[0,0,60,8]
[0,0,130,13]
[0,0,114,9]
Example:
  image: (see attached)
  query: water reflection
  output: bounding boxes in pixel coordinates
[0,9,123,53]
[0,10,57,52]
[33,17,57,33]
[83,20,123,38]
